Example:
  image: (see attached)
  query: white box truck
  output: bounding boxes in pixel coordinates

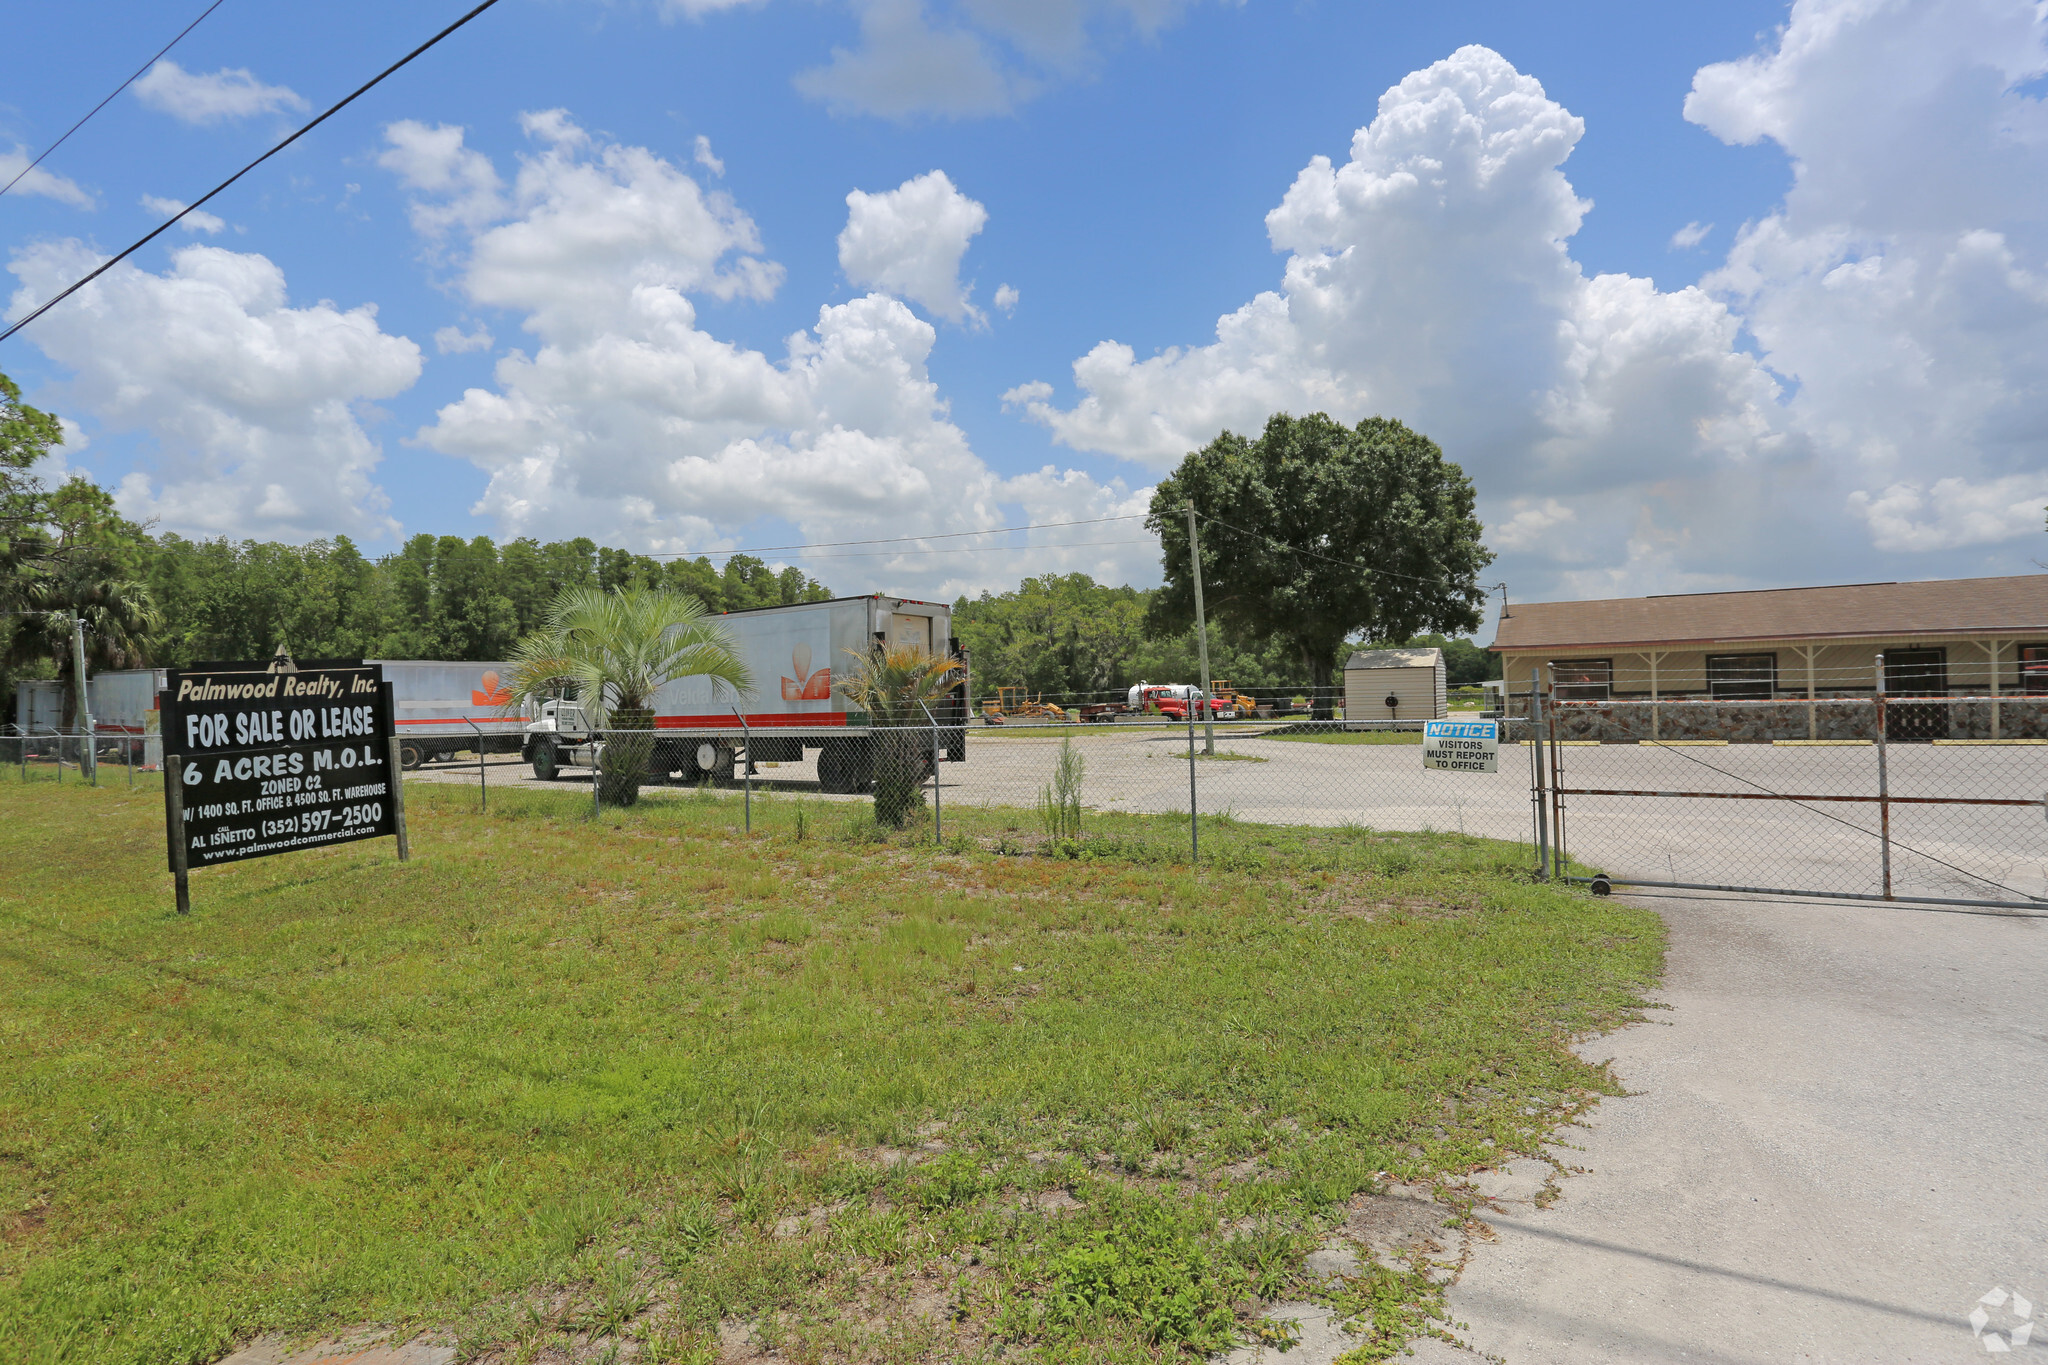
[521,594,967,793]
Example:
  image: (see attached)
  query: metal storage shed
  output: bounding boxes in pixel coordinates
[1343,648,1446,722]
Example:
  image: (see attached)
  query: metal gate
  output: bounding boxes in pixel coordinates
[1530,692,2048,912]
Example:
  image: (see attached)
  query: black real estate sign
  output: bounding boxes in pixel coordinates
[161,658,398,871]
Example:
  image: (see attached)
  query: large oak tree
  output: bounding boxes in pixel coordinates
[1147,412,1493,718]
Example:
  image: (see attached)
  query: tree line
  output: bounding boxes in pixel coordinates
[7,368,1500,723]
[951,572,1496,701]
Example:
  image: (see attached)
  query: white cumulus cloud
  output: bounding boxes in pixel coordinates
[390,115,1142,595]
[1669,220,1712,249]
[434,323,495,354]
[1014,32,2048,598]
[6,241,422,540]
[775,0,1199,119]
[132,60,308,125]
[1849,475,2048,553]
[1688,0,2048,561]
[0,147,93,209]
[378,121,508,237]
[838,170,989,323]
[692,134,725,177]
[140,195,225,234]
[994,282,1019,314]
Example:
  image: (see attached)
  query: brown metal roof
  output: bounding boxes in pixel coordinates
[1489,575,2048,652]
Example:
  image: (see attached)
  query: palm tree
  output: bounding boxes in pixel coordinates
[837,644,963,826]
[5,575,161,734]
[505,585,751,806]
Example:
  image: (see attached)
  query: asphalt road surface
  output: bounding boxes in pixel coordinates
[1399,888,2048,1365]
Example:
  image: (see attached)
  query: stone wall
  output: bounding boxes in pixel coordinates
[1504,697,2048,742]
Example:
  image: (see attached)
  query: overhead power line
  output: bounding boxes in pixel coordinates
[0,0,507,346]
[739,538,1153,563]
[1193,509,1491,597]
[645,513,1150,560]
[0,0,225,203]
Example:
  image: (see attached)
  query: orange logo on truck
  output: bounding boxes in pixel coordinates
[472,670,513,707]
[780,643,832,701]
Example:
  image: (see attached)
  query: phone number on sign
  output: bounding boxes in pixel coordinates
[258,803,385,839]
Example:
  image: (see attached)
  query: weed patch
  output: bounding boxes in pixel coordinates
[0,778,1661,1363]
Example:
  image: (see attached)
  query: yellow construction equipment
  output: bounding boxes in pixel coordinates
[1208,679,1260,715]
[980,687,1068,724]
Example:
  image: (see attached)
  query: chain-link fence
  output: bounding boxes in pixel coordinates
[23,699,2040,912]
[2,728,166,791]
[1538,697,2048,910]
[418,717,1543,857]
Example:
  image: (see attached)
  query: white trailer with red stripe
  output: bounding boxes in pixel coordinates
[371,660,530,769]
[520,594,967,793]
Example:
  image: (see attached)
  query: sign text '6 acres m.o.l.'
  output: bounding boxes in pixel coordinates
[161,658,398,873]
[1422,718,1499,773]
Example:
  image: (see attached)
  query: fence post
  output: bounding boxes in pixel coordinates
[1549,703,1567,874]
[1875,654,1892,900]
[165,754,191,915]
[1531,669,1550,880]
[592,741,604,820]
[386,736,411,862]
[127,734,134,790]
[1186,708,1199,863]
[918,702,939,845]
[731,706,752,835]
[464,717,486,813]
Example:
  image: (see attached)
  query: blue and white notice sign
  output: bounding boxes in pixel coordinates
[1423,719,1499,773]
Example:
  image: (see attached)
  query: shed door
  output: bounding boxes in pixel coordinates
[891,614,933,654]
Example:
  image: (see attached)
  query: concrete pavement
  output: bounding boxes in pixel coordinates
[1405,889,2048,1364]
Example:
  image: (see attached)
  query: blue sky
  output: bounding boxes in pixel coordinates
[3,0,2045,606]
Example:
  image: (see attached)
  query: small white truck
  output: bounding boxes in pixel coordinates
[521,594,967,793]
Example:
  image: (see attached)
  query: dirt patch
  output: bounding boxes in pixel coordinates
[1022,1188,1083,1215]
[0,1203,47,1246]
[1343,1183,1450,1267]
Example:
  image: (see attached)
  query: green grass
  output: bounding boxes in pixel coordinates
[0,773,1662,1364]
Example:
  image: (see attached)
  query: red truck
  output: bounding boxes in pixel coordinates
[1131,683,1236,721]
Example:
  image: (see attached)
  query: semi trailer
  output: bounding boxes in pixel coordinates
[15,663,532,769]
[371,660,529,768]
[521,594,968,794]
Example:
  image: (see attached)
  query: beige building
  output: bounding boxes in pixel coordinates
[1489,575,2048,740]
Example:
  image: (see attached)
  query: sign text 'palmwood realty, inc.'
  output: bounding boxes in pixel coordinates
[1422,719,1499,773]
[161,658,399,871]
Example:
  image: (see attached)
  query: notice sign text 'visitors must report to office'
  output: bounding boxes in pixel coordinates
[161,658,396,871]
[1422,718,1499,773]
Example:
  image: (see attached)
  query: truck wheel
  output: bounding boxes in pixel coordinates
[697,741,736,784]
[532,739,560,782]
[399,742,425,770]
[818,739,872,794]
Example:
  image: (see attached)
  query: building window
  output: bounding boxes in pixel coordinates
[1707,653,1777,700]
[1882,648,1948,696]
[2021,645,2048,696]
[1550,658,1612,701]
